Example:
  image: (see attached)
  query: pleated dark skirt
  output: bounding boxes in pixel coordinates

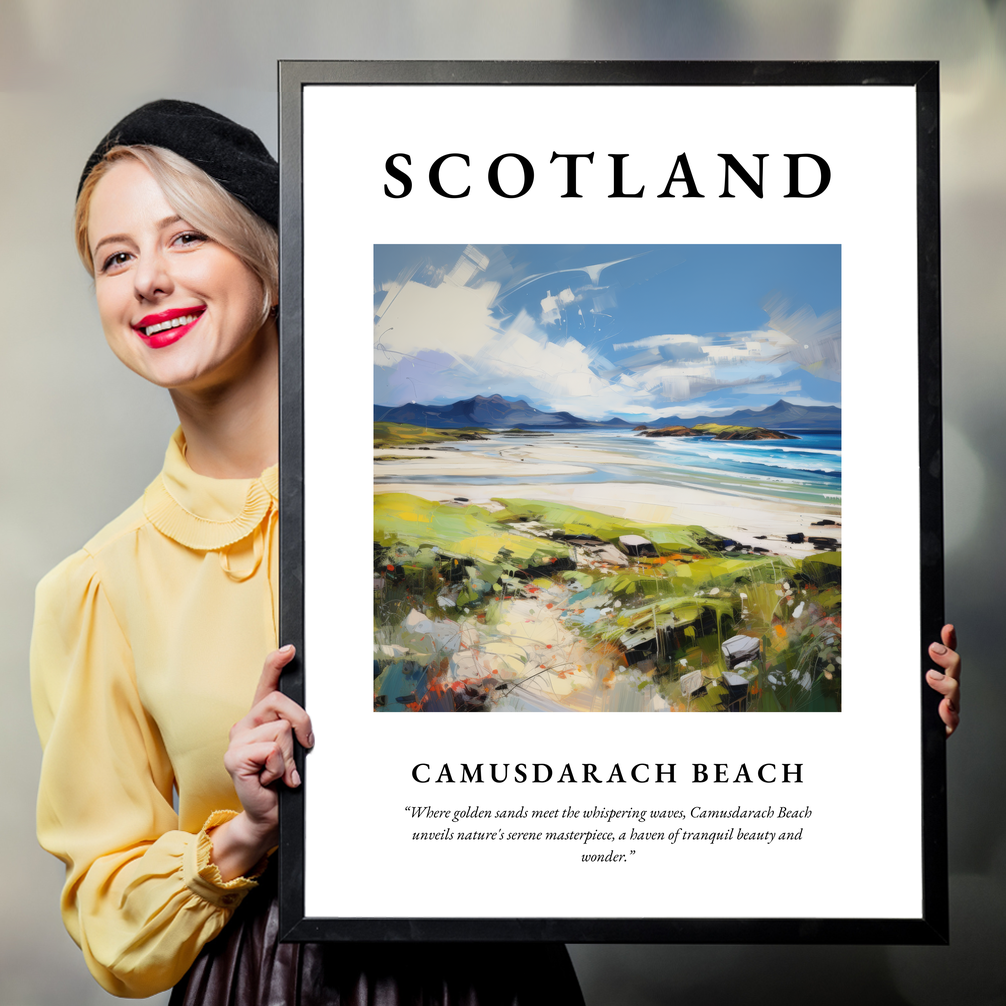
[169,869,585,1006]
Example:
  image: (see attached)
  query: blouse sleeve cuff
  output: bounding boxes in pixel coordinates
[182,810,269,909]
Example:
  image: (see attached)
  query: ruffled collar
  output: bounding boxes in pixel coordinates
[143,428,278,551]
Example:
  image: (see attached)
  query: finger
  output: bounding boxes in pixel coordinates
[230,695,313,752]
[941,623,957,652]
[939,697,960,737]
[252,645,296,706]
[234,720,301,788]
[928,642,961,681]
[245,690,314,749]
[258,742,287,787]
[926,671,961,738]
[224,739,287,786]
[926,669,960,704]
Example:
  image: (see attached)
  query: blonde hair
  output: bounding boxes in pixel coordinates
[75,145,278,323]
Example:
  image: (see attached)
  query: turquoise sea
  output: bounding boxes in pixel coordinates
[375,428,842,508]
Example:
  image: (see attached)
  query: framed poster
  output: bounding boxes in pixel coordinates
[277,61,946,943]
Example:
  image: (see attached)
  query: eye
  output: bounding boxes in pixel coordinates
[172,230,208,249]
[100,251,132,274]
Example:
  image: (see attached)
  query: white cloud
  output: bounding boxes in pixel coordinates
[374,266,841,418]
[762,293,841,381]
[539,287,576,326]
[375,277,502,369]
[613,333,704,350]
[376,281,671,418]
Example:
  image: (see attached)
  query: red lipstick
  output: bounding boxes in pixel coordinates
[132,306,205,349]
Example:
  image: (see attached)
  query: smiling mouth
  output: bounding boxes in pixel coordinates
[142,313,199,337]
[134,307,206,338]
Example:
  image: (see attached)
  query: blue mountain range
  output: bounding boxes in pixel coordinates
[374,395,841,431]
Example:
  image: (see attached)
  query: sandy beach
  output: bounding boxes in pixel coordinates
[375,442,840,559]
[375,439,676,477]
[374,446,596,478]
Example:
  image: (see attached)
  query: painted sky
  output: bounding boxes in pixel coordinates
[374,244,840,421]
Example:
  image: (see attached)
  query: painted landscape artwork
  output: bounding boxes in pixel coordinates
[373,244,841,713]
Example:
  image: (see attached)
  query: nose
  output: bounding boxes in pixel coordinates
[133,247,173,303]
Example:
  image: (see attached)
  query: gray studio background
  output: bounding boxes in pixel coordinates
[1,2,1002,1003]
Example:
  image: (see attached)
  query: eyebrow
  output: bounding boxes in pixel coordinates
[91,215,185,258]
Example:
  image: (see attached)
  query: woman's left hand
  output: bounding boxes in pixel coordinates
[926,624,961,737]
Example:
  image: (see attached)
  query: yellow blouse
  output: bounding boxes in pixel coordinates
[31,428,279,998]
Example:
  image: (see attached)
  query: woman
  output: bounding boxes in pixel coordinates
[31,100,586,1003]
[33,99,963,1003]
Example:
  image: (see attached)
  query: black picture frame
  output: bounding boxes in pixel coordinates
[277,60,945,944]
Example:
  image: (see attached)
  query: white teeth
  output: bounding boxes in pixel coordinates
[142,313,199,337]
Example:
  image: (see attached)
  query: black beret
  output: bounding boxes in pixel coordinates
[77,99,278,228]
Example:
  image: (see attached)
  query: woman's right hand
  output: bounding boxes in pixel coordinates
[926,624,961,737]
[209,645,314,881]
